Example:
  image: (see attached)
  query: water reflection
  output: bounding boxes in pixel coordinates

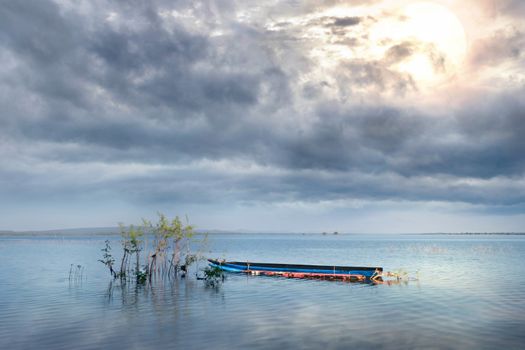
[1,234,524,350]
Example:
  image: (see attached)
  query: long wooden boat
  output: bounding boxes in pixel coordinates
[208,259,382,281]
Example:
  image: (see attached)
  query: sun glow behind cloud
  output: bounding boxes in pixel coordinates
[386,2,467,85]
[268,0,471,104]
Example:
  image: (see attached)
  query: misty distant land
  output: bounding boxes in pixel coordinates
[0,227,524,236]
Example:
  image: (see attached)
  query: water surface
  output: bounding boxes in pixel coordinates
[0,234,524,349]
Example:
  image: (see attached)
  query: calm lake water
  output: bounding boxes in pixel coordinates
[0,233,524,349]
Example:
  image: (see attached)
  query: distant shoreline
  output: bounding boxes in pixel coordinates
[1,228,524,237]
[415,232,525,235]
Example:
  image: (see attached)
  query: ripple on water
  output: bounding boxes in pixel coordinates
[0,234,524,349]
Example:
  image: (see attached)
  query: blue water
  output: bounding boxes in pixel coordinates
[0,234,524,349]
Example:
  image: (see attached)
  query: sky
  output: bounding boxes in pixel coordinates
[1,0,524,232]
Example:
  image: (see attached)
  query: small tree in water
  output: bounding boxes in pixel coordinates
[117,223,144,280]
[142,213,195,280]
[98,240,116,278]
[99,213,205,284]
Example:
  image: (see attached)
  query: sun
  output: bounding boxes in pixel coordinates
[366,1,467,89]
[395,2,467,86]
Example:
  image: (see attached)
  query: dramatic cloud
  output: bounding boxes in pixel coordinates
[0,0,524,231]
[331,16,362,27]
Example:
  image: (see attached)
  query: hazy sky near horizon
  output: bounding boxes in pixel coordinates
[1,0,524,232]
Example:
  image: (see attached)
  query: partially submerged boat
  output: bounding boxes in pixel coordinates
[208,259,382,282]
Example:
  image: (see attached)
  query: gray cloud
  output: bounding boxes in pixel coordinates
[497,0,525,17]
[331,16,362,27]
[384,41,446,73]
[469,29,524,66]
[0,0,524,228]
[385,42,415,62]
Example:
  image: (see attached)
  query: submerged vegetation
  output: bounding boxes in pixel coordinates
[69,264,85,282]
[99,240,116,278]
[98,213,223,286]
[202,265,226,287]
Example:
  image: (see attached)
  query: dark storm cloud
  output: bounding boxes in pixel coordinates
[0,0,288,152]
[274,105,424,171]
[330,16,362,27]
[314,15,373,40]
[306,16,362,30]
[0,0,524,211]
[454,91,525,176]
[328,40,450,96]
[337,60,416,94]
[277,89,525,181]
[110,167,525,207]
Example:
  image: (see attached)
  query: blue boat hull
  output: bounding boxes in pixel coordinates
[208,259,381,279]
